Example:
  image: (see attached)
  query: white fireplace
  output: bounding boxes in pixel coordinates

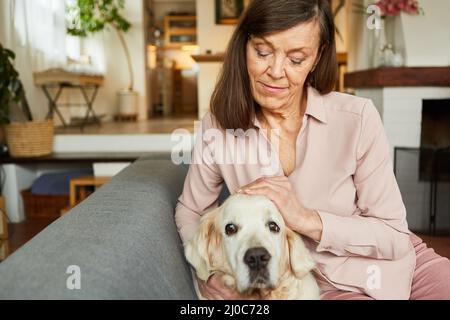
[355,87,450,158]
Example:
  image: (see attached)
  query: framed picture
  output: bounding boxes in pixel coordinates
[215,0,245,25]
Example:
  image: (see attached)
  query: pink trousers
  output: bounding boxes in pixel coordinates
[320,234,450,300]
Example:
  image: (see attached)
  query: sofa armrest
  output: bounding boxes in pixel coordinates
[0,158,197,299]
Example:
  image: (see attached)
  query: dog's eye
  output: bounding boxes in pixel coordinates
[268,221,280,233]
[225,223,238,236]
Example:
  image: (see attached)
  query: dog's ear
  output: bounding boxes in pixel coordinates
[286,229,316,279]
[184,207,222,281]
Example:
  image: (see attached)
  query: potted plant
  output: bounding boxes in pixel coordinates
[0,43,54,158]
[66,0,138,117]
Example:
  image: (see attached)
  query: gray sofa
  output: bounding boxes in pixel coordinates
[0,156,229,299]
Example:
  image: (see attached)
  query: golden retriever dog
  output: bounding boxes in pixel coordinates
[184,194,320,300]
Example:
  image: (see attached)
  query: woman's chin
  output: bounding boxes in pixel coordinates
[257,101,287,111]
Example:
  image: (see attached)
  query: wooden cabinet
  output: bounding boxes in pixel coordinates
[164,15,197,48]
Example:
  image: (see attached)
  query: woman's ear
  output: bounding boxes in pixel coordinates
[184,207,221,281]
[286,229,316,279]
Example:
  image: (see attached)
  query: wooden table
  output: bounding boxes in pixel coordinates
[0,240,9,261]
[0,196,8,240]
[69,176,111,208]
[33,68,105,129]
[0,196,9,261]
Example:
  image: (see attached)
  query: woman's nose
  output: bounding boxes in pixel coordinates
[267,56,286,79]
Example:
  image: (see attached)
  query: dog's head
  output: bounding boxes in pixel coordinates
[184,194,315,294]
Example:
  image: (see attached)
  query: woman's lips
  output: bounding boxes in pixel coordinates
[259,82,287,94]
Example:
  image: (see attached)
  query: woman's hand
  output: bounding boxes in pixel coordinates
[237,176,323,241]
[197,272,240,300]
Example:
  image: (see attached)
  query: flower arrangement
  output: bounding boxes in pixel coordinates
[375,0,423,17]
[353,0,424,18]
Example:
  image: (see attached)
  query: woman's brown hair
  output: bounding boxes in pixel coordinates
[210,0,337,130]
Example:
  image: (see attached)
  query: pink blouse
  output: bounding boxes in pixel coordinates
[175,86,416,299]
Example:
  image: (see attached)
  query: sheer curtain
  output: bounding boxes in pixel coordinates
[12,0,67,71]
[6,0,67,120]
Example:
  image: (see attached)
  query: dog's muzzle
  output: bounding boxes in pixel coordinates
[243,247,271,287]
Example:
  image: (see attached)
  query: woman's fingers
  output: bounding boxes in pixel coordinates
[209,277,238,299]
[243,187,280,204]
[198,280,225,300]
[241,178,286,199]
[198,273,238,300]
[238,176,288,193]
[250,177,290,191]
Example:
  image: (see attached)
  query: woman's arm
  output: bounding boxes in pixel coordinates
[309,100,412,260]
[175,113,224,243]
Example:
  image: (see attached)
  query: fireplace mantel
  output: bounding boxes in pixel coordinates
[345,67,450,88]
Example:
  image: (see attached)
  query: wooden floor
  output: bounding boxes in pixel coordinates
[55,115,197,135]
[2,219,450,261]
[6,218,57,254]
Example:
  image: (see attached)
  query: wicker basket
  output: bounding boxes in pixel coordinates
[21,189,69,219]
[5,120,54,157]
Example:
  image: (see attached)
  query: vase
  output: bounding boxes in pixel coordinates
[372,17,405,68]
[372,18,388,68]
[384,16,405,67]
[117,89,138,116]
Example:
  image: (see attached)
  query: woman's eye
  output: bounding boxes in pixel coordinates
[225,223,239,236]
[255,48,271,57]
[290,58,304,66]
[268,221,280,233]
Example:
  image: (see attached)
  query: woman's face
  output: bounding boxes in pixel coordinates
[246,20,321,112]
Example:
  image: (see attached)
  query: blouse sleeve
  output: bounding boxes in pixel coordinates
[175,112,224,243]
[315,99,413,260]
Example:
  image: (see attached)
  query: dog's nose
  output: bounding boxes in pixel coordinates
[244,247,271,270]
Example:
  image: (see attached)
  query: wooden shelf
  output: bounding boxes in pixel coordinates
[191,52,348,64]
[345,67,450,88]
[33,68,104,86]
[164,15,197,47]
[191,53,225,63]
[0,152,169,164]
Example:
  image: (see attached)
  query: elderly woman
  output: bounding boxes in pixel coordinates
[175,0,450,300]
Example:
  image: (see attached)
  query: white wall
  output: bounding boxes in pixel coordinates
[196,0,235,54]
[398,0,450,67]
[347,0,374,72]
[347,0,450,72]
[196,0,236,118]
